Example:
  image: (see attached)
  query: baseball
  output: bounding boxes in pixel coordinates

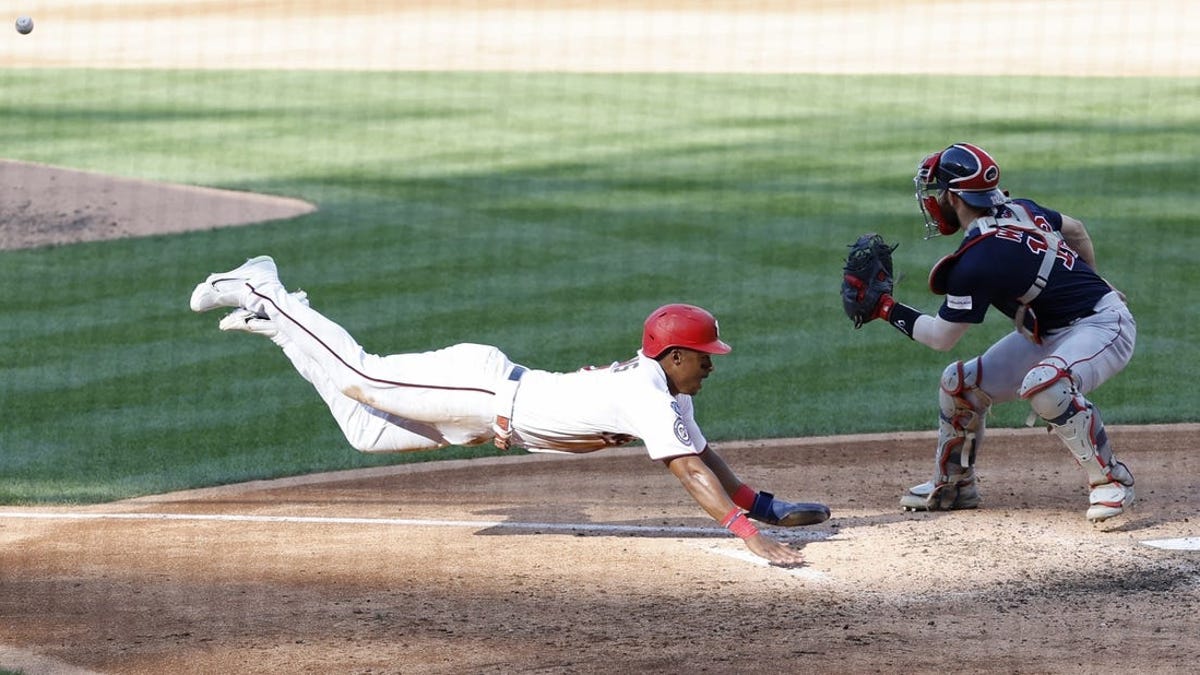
[15,15,34,34]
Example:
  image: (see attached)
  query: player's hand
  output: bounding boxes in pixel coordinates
[743,533,806,567]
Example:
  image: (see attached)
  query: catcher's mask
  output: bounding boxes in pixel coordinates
[915,142,1007,238]
[642,304,732,360]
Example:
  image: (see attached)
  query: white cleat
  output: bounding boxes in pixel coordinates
[218,308,277,337]
[217,291,308,338]
[1086,481,1134,523]
[189,255,278,313]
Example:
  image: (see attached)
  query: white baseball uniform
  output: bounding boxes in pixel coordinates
[248,282,706,460]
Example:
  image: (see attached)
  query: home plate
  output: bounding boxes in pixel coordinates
[1140,537,1200,551]
[699,544,829,581]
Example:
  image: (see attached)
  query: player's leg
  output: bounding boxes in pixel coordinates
[220,306,482,452]
[273,337,458,452]
[1020,306,1136,521]
[195,257,505,446]
[246,282,501,438]
[900,331,1041,512]
[900,356,990,511]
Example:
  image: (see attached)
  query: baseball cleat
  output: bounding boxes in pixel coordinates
[900,477,981,512]
[217,290,308,337]
[189,255,278,313]
[1086,481,1134,523]
[219,308,277,337]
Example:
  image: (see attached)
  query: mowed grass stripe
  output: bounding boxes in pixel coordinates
[0,70,1196,502]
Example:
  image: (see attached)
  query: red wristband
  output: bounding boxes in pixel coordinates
[721,508,760,540]
[732,484,757,511]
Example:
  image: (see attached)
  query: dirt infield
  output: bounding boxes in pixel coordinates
[2,426,1198,673]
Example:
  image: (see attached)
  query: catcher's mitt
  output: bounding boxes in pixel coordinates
[841,233,897,328]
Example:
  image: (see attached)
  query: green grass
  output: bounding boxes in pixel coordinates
[1,70,1197,503]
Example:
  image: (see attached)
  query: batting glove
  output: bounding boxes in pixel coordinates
[748,491,831,527]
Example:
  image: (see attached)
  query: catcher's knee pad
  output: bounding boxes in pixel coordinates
[1020,362,1127,488]
[934,358,992,481]
[1018,358,1076,420]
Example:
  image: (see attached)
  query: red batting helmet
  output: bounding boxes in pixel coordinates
[642,304,732,359]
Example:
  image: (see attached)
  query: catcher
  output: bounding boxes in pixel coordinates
[191,255,830,566]
[841,142,1136,522]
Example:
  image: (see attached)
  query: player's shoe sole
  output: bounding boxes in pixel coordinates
[189,255,278,313]
[219,308,277,337]
[218,290,308,337]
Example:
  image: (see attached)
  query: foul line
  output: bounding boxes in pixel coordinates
[0,510,827,541]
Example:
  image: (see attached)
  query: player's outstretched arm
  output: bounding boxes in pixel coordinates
[699,448,831,527]
[664,453,806,566]
[839,232,973,351]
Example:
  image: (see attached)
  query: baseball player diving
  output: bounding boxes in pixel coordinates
[841,142,1136,522]
[191,258,830,565]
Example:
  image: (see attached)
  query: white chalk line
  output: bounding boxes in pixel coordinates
[698,544,830,581]
[0,509,829,543]
[1141,537,1200,551]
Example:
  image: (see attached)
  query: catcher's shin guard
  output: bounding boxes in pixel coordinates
[1020,362,1134,521]
[901,358,990,512]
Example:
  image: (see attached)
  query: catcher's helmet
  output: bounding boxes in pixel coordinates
[642,304,732,359]
[915,142,1007,237]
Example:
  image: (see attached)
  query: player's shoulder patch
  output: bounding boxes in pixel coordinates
[673,417,692,446]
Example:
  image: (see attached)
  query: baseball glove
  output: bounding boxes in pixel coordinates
[841,233,897,328]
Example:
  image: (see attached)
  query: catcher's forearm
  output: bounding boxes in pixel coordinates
[895,310,970,351]
[879,297,922,339]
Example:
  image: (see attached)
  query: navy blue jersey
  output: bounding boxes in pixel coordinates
[930,199,1112,334]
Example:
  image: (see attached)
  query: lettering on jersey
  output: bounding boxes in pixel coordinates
[998,227,1080,272]
[995,228,1023,243]
[1022,233,1078,270]
[673,417,692,446]
[1056,246,1077,270]
[947,294,973,310]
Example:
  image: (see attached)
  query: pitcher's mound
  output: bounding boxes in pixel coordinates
[0,159,315,251]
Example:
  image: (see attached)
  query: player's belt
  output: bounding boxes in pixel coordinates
[492,365,527,450]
